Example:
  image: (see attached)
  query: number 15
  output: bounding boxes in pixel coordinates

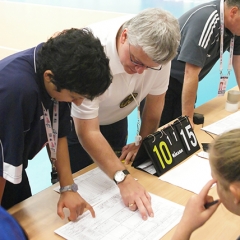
[180,125,197,151]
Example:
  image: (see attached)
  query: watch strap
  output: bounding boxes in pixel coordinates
[113,169,130,184]
[122,169,130,175]
[59,183,78,193]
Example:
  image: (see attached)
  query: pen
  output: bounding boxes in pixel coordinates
[204,199,219,209]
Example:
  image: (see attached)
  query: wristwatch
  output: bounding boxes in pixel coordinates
[59,183,78,193]
[113,170,130,184]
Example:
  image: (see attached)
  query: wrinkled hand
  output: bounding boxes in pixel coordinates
[118,175,154,220]
[57,191,95,221]
[120,143,140,164]
[179,179,220,233]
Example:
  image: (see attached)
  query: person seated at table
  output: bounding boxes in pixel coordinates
[0,28,112,221]
[67,8,180,220]
[172,128,240,240]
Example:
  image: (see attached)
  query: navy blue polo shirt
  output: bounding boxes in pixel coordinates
[0,44,71,184]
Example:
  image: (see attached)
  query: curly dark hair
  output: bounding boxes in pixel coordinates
[36,28,112,99]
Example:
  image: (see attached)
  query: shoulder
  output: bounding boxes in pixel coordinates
[0,66,38,109]
[0,49,38,94]
[180,1,220,32]
[1,71,38,97]
[179,2,220,49]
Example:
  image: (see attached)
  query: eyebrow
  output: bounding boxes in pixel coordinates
[131,52,144,64]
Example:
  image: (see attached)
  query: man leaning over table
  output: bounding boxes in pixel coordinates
[158,0,240,127]
[0,28,112,221]
[67,8,180,220]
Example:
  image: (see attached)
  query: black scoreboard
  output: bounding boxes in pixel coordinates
[132,116,200,177]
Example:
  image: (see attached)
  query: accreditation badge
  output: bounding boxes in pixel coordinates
[119,93,138,108]
[218,76,228,96]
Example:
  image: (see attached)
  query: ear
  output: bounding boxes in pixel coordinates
[229,182,240,204]
[230,6,239,19]
[120,28,128,44]
[43,70,54,83]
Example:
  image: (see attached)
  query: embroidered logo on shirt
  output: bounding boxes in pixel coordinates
[120,93,138,108]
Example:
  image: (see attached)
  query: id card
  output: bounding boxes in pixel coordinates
[218,76,228,96]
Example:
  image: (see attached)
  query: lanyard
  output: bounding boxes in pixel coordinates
[42,100,59,167]
[219,0,235,76]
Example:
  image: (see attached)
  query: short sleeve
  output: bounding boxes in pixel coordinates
[71,98,100,120]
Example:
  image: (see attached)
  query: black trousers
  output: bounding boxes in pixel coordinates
[140,76,183,127]
[67,117,128,174]
[2,168,32,210]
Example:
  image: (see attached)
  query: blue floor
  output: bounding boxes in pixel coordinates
[4,0,236,194]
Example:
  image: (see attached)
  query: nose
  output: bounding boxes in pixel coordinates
[134,65,146,74]
[72,98,84,106]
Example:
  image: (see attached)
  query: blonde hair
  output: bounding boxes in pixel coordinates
[209,128,240,184]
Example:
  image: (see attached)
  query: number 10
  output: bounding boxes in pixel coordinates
[153,141,172,169]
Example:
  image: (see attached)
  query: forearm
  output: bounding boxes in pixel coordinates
[80,131,126,179]
[73,116,127,178]
[171,223,192,240]
[182,63,201,120]
[55,137,74,187]
[140,114,160,138]
[181,82,197,120]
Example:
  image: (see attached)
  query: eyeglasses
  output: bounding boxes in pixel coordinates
[129,44,162,71]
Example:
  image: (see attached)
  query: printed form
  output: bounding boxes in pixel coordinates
[201,110,240,135]
[54,168,184,240]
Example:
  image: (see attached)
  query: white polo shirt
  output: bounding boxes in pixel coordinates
[71,15,170,125]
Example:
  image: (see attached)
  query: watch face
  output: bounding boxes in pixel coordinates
[72,183,78,192]
[115,171,125,182]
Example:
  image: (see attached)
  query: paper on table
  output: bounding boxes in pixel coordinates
[54,168,184,240]
[197,151,209,159]
[201,110,240,135]
[54,168,119,206]
[159,155,212,194]
[136,160,157,175]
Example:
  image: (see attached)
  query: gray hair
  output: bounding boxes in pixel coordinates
[122,8,180,65]
[226,0,240,8]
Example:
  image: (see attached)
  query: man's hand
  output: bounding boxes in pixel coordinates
[118,174,154,220]
[120,143,140,164]
[57,192,95,221]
